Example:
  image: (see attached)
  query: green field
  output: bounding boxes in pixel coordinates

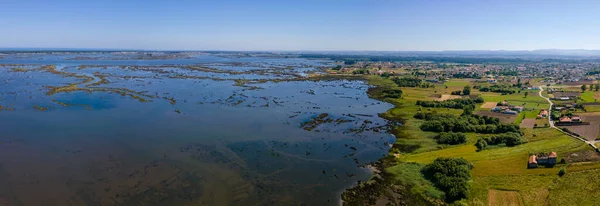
[579,91,597,102]
[478,91,549,110]
[547,168,600,205]
[443,79,471,87]
[361,76,600,206]
[584,105,600,112]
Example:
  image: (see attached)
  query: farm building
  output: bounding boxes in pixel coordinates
[537,156,548,164]
[548,152,557,165]
[513,106,523,112]
[528,155,538,168]
[571,115,581,122]
[528,152,557,169]
[559,116,572,123]
[503,110,518,115]
[492,107,503,112]
[538,110,549,118]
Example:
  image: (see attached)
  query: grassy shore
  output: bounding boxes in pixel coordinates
[342,75,600,206]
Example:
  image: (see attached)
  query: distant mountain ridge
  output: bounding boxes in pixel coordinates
[2,48,600,57]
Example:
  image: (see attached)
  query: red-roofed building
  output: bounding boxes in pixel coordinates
[559,116,572,123]
[539,110,549,118]
[528,155,538,168]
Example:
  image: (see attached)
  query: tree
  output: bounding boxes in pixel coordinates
[581,85,587,92]
[475,138,488,151]
[596,84,600,91]
[524,91,528,98]
[463,85,471,96]
[590,84,594,91]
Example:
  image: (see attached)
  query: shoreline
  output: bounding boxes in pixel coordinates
[336,75,412,206]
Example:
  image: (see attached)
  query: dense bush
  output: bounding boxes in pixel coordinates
[422,158,474,203]
[463,85,471,95]
[380,72,393,78]
[558,167,566,177]
[435,132,467,145]
[475,138,488,151]
[413,111,455,120]
[381,88,403,98]
[451,91,461,95]
[352,69,369,74]
[416,97,484,109]
[475,132,526,151]
[392,77,422,87]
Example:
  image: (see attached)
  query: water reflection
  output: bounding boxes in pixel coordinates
[0,54,393,205]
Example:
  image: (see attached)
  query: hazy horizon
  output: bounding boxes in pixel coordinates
[2,0,599,51]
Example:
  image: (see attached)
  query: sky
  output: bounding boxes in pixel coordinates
[0,0,599,51]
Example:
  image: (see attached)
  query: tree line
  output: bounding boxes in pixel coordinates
[416,112,520,134]
[416,96,483,109]
[475,84,517,94]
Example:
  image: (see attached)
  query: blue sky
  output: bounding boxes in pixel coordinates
[1,0,599,51]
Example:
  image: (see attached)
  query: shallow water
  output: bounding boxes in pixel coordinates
[0,54,394,205]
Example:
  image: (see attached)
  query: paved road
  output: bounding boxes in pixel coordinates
[538,86,599,150]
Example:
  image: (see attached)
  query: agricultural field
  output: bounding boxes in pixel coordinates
[487,190,523,206]
[547,168,600,206]
[561,125,599,141]
[520,119,535,128]
[400,127,599,206]
[362,76,600,206]
[564,112,600,141]
[478,91,548,110]
[583,104,600,112]
[480,102,498,109]
[534,118,549,128]
[579,91,598,102]
[475,110,519,124]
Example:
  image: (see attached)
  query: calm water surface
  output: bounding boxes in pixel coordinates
[0,54,394,205]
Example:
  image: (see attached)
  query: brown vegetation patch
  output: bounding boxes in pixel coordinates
[563,80,595,86]
[481,102,498,109]
[438,94,462,101]
[488,189,523,206]
[519,119,535,129]
[553,91,581,97]
[564,150,600,163]
[475,111,518,124]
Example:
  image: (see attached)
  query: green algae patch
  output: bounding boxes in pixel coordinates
[33,106,49,112]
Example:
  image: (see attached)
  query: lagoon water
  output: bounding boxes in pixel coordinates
[0,53,394,205]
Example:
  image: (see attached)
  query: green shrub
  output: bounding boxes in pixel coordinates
[435,132,467,145]
[422,158,474,203]
[558,167,566,177]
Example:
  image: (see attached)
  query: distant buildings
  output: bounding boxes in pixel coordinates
[491,101,523,115]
